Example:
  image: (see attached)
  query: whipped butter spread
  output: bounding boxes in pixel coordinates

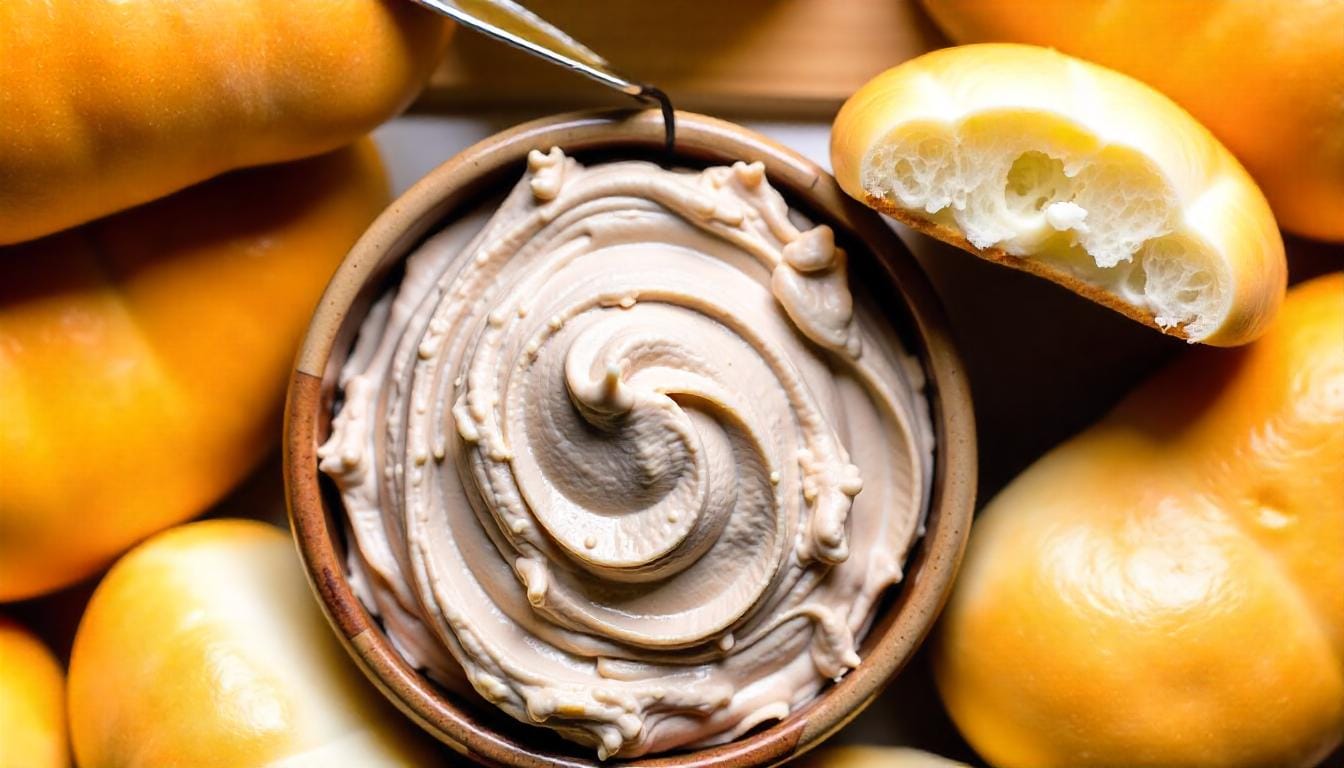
[319,149,934,758]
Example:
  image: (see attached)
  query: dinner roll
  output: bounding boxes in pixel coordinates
[0,141,387,600]
[934,273,1344,767]
[832,44,1285,346]
[919,0,1344,241]
[0,0,448,245]
[68,519,440,767]
[0,617,68,768]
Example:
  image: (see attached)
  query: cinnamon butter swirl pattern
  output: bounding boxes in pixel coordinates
[319,150,934,758]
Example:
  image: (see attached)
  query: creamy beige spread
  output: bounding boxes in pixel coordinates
[319,149,934,758]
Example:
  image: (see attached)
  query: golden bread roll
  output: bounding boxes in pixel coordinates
[934,273,1344,767]
[919,0,1344,241]
[0,0,447,245]
[68,518,439,767]
[0,617,68,768]
[831,44,1285,346]
[0,141,388,601]
[797,746,969,767]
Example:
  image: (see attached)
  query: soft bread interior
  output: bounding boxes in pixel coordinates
[862,114,1228,340]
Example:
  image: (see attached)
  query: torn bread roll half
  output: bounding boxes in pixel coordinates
[831,44,1286,346]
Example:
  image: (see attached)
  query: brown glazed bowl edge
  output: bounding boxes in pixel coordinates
[284,109,976,768]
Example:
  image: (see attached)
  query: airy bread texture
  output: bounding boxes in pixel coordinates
[68,519,439,768]
[0,0,448,245]
[0,618,68,768]
[919,0,1344,242]
[0,141,388,600]
[832,44,1285,346]
[934,273,1344,767]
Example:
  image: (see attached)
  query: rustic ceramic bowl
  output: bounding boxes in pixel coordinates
[285,109,975,767]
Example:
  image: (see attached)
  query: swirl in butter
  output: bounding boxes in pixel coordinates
[319,149,934,758]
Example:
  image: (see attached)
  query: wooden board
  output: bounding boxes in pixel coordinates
[421,0,946,118]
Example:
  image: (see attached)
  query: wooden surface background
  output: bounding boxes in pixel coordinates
[423,0,946,117]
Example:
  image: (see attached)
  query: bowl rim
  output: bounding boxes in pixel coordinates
[284,108,976,767]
